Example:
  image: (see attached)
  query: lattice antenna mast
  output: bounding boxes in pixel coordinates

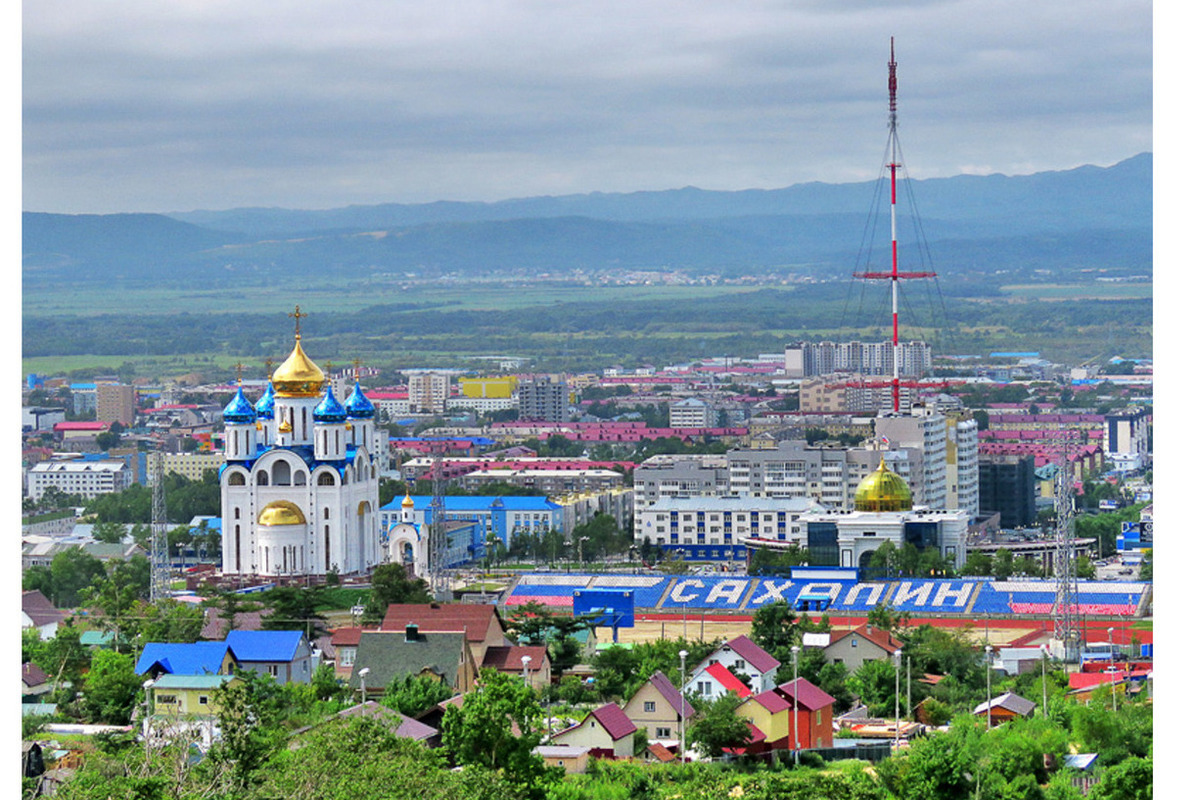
[150,445,171,602]
[1051,428,1082,663]
[428,440,450,601]
[853,37,937,412]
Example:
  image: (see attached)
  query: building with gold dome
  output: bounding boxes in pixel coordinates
[641,455,967,571]
[220,314,387,579]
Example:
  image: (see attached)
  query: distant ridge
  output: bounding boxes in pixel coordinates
[23,154,1151,285]
[166,154,1150,236]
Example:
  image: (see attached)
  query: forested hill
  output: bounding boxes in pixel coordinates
[23,153,1151,287]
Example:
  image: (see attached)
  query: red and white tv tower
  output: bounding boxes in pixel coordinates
[853,38,937,413]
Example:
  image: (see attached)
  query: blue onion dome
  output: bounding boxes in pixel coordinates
[313,385,347,423]
[223,385,257,424]
[255,382,276,419]
[345,380,375,419]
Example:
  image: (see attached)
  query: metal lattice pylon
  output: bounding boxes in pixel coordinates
[149,449,172,602]
[1051,430,1081,663]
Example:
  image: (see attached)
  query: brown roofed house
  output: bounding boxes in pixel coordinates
[623,670,695,741]
[821,624,903,674]
[479,645,551,689]
[22,590,64,640]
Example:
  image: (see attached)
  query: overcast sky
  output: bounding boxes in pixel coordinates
[22,0,1152,214]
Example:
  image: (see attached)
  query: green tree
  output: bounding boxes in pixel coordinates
[201,587,264,640]
[362,562,432,623]
[41,624,91,711]
[134,598,206,648]
[1087,756,1153,800]
[255,715,511,800]
[686,691,753,758]
[261,585,329,635]
[441,668,552,796]
[992,548,1015,581]
[49,547,108,607]
[1138,548,1152,580]
[380,673,455,717]
[91,521,126,544]
[208,668,287,792]
[962,551,992,576]
[750,600,798,660]
[845,658,898,717]
[81,650,142,724]
[78,558,145,652]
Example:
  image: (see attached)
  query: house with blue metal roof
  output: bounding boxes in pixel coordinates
[136,642,236,678]
[225,630,313,684]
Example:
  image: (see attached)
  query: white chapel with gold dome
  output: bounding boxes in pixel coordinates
[219,309,386,579]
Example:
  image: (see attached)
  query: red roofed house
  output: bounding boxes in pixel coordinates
[692,634,780,693]
[623,670,695,741]
[735,689,793,752]
[774,677,836,749]
[381,603,511,665]
[821,624,903,674]
[683,662,753,702]
[479,645,551,689]
[551,702,637,759]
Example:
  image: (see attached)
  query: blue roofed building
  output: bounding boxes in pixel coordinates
[381,494,563,547]
[225,630,313,684]
[135,642,237,678]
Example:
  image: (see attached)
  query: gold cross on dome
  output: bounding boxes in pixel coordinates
[352,357,363,381]
[287,305,307,338]
[234,362,244,384]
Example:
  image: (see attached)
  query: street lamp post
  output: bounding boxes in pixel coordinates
[142,678,155,757]
[679,650,688,762]
[358,667,370,705]
[577,536,589,571]
[894,649,903,746]
[1108,627,1117,712]
[790,644,800,763]
[985,645,994,728]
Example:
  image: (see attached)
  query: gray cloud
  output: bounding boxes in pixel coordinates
[22,0,1152,213]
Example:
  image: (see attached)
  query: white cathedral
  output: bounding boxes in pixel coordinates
[219,319,388,579]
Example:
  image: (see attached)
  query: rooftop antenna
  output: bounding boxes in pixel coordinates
[853,38,937,413]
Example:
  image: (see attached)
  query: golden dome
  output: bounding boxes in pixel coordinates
[401,493,414,508]
[854,457,913,512]
[258,501,307,526]
[272,336,325,398]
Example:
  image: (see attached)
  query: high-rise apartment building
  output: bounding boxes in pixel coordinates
[784,340,932,379]
[518,376,569,423]
[407,372,450,413]
[96,383,137,426]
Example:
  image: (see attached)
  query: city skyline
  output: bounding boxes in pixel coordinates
[23,1,1152,214]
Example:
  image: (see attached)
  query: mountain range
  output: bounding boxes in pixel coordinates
[22,153,1151,287]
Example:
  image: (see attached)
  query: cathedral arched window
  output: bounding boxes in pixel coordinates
[318,473,335,486]
[294,470,307,485]
[256,471,268,486]
[228,472,246,486]
[234,508,240,519]
[271,460,291,485]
